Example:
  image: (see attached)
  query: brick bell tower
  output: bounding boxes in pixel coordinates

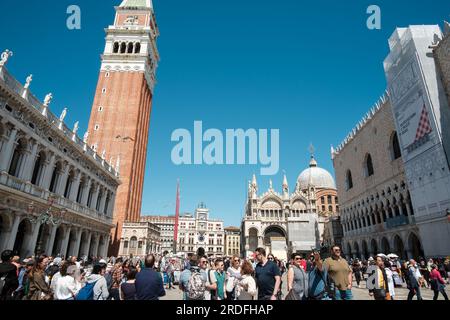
[87,0,159,256]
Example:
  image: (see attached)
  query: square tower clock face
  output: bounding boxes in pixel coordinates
[198,213,206,220]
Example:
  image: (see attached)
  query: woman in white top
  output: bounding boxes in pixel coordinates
[226,255,242,300]
[54,262,80,300]
[384,260,396,300]
[236,260,257,300]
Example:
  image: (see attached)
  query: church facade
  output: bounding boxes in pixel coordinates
[241,156,339,260]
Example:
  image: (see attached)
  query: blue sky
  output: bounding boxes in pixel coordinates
[1,0,449,226]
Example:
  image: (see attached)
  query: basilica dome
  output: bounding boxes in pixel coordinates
[297,156,336,190]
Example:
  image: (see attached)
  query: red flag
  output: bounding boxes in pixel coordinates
[174,180,180,252]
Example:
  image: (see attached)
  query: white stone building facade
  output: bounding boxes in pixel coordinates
[332,94,421,261]
[118,221,161,257]
[177,204,224,258]
[141,215,175,253]
[0,50,119,259]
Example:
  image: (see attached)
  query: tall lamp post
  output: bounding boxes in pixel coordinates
[27,196,67,257]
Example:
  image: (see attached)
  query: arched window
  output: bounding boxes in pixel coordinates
[135,42,141,54]
[130,236,137,248]
[120,43,127,54]
[391,132,401,160]
[31,151,46,186]
[8,138,27,177]
[346,170,353,190]
[127,43,134,54]
[113,42,119,53]
[365,154,374,177]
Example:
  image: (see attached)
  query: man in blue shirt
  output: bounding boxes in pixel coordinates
[308,252,332,300]
[254,248,281,300]
[135,254,166,300]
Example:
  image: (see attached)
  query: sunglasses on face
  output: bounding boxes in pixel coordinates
[295,257,302,261]
[234,260,240,262]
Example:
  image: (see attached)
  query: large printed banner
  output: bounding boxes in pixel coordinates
[388,54,439,162]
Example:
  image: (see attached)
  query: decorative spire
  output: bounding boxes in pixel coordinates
[249,174,258,198]
[252,174,257,187]
[331,145,335,160]
[282,172,288,188]
[444,20,450,36]
[119,0,153,8]
[269,179,273,191]
[282,171,289,196]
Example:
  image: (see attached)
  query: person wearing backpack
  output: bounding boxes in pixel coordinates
[0,250,19,301]
[179,255,207,300]
[135,254,165,300]
[78,263,109,300]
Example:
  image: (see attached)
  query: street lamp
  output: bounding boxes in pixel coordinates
[27,196,67,256]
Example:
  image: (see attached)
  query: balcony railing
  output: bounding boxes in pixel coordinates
[386,215,410,229]
[0,171,112,225]
[0,67,118,178]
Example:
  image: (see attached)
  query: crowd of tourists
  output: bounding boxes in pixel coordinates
[1,246,449,301]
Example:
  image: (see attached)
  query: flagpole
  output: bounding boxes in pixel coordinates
[173,179,180,254]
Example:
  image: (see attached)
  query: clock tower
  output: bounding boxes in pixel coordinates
[87,0,159,255]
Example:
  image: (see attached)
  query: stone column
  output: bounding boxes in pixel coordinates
[89,234,98,257]
[41,154,56,190]
[69,171,81,201]
[81,178,92,207]
[81,231,92,257]
[20,142,38,181]
[90,184,100,210]
[102,234,110,258]
[107,193,115,217]
[4,214,22,252]
[56,164,70,196]
[99,190,108,214]
[71,228,83,258]
[60,226,72,259]
[93,234,101,257]
[25,221,42,257]
[0,128,18,172]
[45,224,58,255]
